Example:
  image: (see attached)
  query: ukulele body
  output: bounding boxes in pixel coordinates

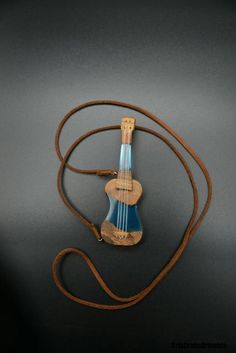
[101,178,143,246]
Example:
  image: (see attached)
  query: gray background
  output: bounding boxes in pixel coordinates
[0,1,235,352]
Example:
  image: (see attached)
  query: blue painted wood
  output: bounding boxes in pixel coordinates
[105,143,142,232]
[105,195,142,232]
[119,144,132,170]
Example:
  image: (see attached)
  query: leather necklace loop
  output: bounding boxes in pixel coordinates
[52,100,212,310]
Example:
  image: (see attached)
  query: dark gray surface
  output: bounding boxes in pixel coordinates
[0,1,235,352]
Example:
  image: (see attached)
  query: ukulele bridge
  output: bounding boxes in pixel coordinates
[113,230,128,240]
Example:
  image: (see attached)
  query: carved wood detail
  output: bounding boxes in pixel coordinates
[105,178,142,205]
[101,220,142,246]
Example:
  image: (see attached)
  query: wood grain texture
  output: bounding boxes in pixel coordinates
[101,220,142,246]
[105,178,142,205]
[116,170,133,190]
[121,116,135,144]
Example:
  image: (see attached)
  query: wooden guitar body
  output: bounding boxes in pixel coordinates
[101,178,143,246]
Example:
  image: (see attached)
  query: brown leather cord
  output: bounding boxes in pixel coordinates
[52,100,212,310]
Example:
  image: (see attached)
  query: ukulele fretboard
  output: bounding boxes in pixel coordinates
[116,144,133,190]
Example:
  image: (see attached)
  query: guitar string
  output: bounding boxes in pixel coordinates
[125,145,130,234]
[117,138,132,236]
[116,169,120,230]
[123,144,129,235]
[118,145,124,232]
[121,144,126,234]
[125,142,130,235]
[118,145,124,231]
[117,145,122,231]
[124,143,129,234]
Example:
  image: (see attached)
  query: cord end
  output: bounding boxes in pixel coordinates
[96,169,117,177]
[91,224,103,241]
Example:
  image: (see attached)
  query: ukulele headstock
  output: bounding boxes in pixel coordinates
[121,117,136,144]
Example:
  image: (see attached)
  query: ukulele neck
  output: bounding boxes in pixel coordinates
[116,117,136,191]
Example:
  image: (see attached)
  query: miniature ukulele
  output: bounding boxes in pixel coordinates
[53,100,212,310]
[101,117,143,246]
